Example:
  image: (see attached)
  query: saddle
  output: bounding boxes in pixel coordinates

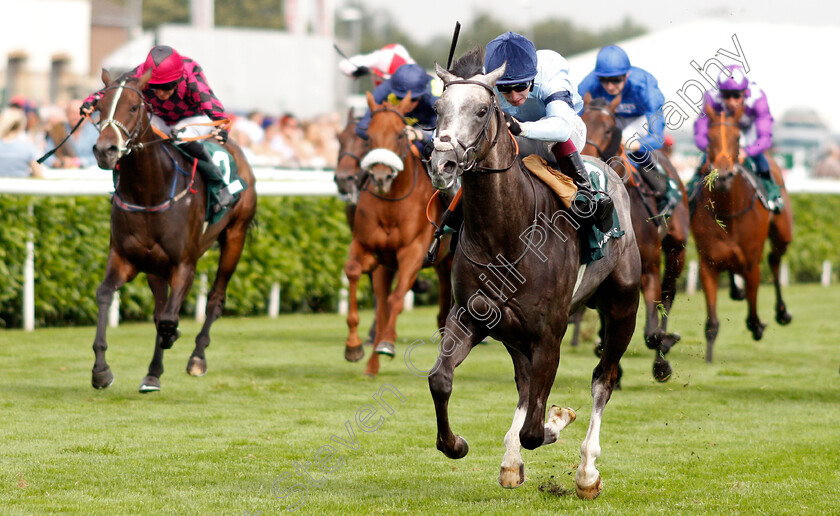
[522,155,623,264]
[174,141,247,224]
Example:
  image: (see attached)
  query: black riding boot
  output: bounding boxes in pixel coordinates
[179,140,234,212]
[552,145,614,232]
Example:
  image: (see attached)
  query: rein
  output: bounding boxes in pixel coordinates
[703,118,760,219]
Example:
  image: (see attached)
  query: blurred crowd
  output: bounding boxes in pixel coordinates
[0,95,346,178]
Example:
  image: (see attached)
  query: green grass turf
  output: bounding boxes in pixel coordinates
[1,284,839,515]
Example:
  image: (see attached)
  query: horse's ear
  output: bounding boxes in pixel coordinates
[609,94,621,113]
[366,91,377,111]
[733,103,745,121]
[137,67,153,90]
[435,61,457,84]
[484,62,506,88]
[397,92,414,114]
[704,100,717,120]
[101,68,112,85]
[583,92,592,106]
[346,107,354,122]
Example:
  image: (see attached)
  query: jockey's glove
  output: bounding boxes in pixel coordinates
[80,101,96,117]
[215,129,229,144]
[503,112,522,136]
[351,66,370,78]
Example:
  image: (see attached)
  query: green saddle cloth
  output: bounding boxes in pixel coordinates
[581,160,625,264]
[176,141,248,224]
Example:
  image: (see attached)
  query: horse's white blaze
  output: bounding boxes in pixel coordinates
[500,406,527,483]
[361,148,403,172]
[101,80,128,155]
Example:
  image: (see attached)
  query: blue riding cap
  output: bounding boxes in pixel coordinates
[594,45,631,77]
[390,64,430,99]
[485,32,538,85]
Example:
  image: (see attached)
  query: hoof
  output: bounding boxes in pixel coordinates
[575,476,603,500]
[139,376,161,393]
[653,357,672,382]
[776,309,792,326]
[660,332,681,354]
[747,319,766,341]
[187,356,207,377]
[345,344,364,362]
[438,435,469,459]
[730,285,746,301]
[374,341,395,358]
[499,463,525,489]
[91,367,114,390]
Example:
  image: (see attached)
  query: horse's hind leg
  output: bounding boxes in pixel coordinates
[92,252,137,389]
[768,209,793,325]
[660,230,687,350]
[429,307,486,460]
[577,260,639,499]
[365,266,395,377]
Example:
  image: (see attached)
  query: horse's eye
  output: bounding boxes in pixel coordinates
[130,105,139,113]
[477,107,488,117]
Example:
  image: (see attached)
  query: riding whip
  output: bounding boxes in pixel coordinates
[36,116,87,164]
[446,21,461,70]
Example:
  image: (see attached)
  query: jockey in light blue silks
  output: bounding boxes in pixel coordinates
[578,44,680,215]
[485,32,614,231]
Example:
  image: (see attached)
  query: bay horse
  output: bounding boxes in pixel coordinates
[89,69,257,392]
[334,108,368,228]
[427,50,640,499]
[581,94,689,381]
[343,92,452,377]
[692,103,792,362]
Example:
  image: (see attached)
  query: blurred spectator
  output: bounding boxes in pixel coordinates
[233,110,266,147]
[0,107,44,178]
[43,99,99,168]
[263,113,316,168]
[814,143,840,178]
[9,95,44,147]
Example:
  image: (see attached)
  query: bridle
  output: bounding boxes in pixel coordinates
[702,119,759,218]
[359,104,419,202]
[96,79,155,158]
[582,105,622,161]
[434,79,518,174]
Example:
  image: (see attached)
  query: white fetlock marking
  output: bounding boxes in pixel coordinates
[578,405,603,489]
[544,405,576,443]
[500,406,526,484]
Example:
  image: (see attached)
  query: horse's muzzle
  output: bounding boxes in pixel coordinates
[429,150,459,191]
[93,143,121,170]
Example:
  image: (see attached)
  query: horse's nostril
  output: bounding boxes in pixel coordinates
[443,160,457,175]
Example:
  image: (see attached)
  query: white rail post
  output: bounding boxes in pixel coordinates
[23,239,34,331]
[686,260,699,295]
[338,275,349,315]
[195,274,208,322]
[268,282,280,318]
[108,291,120,328]
[821,260,832,287]
[780,261,789,287]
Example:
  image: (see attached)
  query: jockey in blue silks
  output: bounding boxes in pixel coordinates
[578,45,679,214]
[485,31,614,231]
[356,63,439,156]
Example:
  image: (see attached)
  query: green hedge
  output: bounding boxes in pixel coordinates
[0,193,838,328]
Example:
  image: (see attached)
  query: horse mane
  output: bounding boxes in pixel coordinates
[450,46,484,79]
[589,97,609,108]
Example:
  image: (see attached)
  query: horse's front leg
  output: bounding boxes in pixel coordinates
[743,263,766,341]
[344,240,377,362]
[429,306,486,460]
[374,240,426,358]
[92,251,137,389]
[519,331,565,451]
[140,262,196,392]
[365,266,395,377]
[696,260,720,361]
